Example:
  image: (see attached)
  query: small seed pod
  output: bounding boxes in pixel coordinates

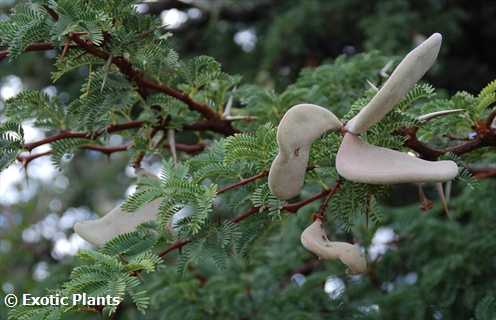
[336,133,458,184]
[301,219,367,274]
[74,198,161,246]
[269,104,342,199]
[345,33,443,134]
[75,169,162,246]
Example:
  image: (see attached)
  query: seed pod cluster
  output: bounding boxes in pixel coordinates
[269,33,460,272]
[269,33,459,197]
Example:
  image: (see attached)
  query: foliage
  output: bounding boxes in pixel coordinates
[0,1,495,320]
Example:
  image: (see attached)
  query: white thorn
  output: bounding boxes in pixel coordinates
[380,60,394,78]
[417,109,464,122]
[366,80,379,92]
[168,128,177,164]
[435,182,449,216]
[223,88,235,117]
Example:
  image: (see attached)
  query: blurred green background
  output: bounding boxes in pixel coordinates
[1,0,495,319]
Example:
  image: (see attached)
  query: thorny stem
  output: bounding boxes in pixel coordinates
[23,120,145,152]
[399,109,496,160]
[217,171,269,194]
[161,181,342,257]
[316,180,342,220]
[67,32,237,135]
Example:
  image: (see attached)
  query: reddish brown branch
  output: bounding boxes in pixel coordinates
[82,144,131,155]
[67,33,237,136]
[159,239,192,257]
[23,120,144,151]
[285,181,341,214]
[0,42,54,61]
[161,182,342,258]
[16,143,133,167]
[165,142,206,154]
[487,108,496,127]
[400,125,496,161]
[468,167,496,179]
[231,207,259,224]
[16,151,52,167]
[217,171,268,194]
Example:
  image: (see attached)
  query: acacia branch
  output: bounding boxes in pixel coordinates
[0,42,54,61]
[217,171,268,194]
[400,119,496,161]
[160,181,342,257]
[16,151,52,167]
[468,166,496,179]
[23,120,145,151]
[16,144,133,167]
[67,33,237,135]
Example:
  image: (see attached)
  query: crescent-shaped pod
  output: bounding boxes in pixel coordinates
[268,104,342,199]
[345,33,443,134]
[336,133,458,184]
[74,198,161,246]
[301,219,367,274]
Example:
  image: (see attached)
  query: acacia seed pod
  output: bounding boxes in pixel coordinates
[345,33,442,134]
[336,133,458,184]
[73,169,187,246]
[268,104,342,199]
[301,219,367,274]
[74,198,161,246]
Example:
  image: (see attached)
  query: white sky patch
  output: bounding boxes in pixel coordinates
[324,276,345,299]
[0,164,39,205]
[33,261,50,281]
[22,122,47,145]
[21,207,94,259]
[0,75,23,100]
[42,85,57,98]
[27,156,58,182]
[161,9,188,29]
[368,227,398,260]
[133,3,149,14]
[290,273,306,287]
[52,233,92,260]
[125,184,137,197]
[358,304,380,314]
[234,29,257,52]
[0,122,58,204]
[187,7,202,19]
[2,282,14,294]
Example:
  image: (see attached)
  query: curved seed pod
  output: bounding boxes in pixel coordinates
[345,33,443,134]
[417,109,464,122]
[74,198,161,246]
[301,219,367,274]
[269,104,342,199]
[75,169,162,246]
[336,133,458,184]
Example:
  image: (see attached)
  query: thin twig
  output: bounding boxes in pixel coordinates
[160,182,342,257]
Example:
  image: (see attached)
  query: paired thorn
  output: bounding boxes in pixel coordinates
[436,182,450,216]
